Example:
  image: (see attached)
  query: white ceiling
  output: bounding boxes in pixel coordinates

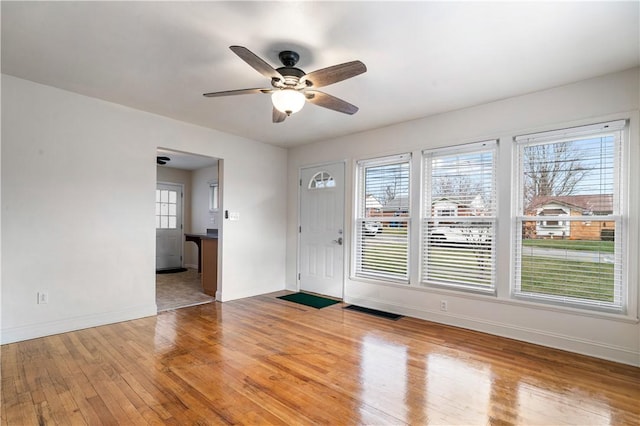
[2,1,639,149]
[157,148,218,171]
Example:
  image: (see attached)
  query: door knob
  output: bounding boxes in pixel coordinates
[332,237,343,245]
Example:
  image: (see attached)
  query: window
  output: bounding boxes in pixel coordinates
[514,120,626,312]
[355,154,411,282]
[156,189,178,229]
[309,171,336,189]
[209,182,219,211]
[422,141,497,291]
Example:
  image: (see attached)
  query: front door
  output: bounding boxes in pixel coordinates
[156,182,183,271]
[299,163,345,298]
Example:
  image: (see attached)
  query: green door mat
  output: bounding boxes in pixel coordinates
[277,292,341,309]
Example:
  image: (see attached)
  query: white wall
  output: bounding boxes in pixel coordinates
[286,67,640,366]
[1,75,287,343]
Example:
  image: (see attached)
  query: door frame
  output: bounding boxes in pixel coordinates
[297,160,347,297]
[156,181,185,270]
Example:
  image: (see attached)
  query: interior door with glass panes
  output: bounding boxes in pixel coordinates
[156,183,183,270]
[299,163,345,298]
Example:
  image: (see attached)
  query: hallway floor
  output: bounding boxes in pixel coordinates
[156,268,214,312]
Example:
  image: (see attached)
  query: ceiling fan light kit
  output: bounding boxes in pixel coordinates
[272,88,305,115]
[203,45,367,123]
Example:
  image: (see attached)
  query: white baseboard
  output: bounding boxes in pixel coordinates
[344,296,640,367]
[0,304,158,345]
[184,263,198,270]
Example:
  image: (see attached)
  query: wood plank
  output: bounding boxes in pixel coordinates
[2,293,639,425]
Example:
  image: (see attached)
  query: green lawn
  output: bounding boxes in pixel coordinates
[520,239,615,303]
[360,246,408,276]
[359,227,408,277]
[359,233,615,303]
[425,246,493,287]
[520,256,614,302]
[522,239,614,253]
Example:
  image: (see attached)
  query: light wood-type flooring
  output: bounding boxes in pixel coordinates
[2,292,639,425]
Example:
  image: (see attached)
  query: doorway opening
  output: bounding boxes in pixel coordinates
[156,147,221,312]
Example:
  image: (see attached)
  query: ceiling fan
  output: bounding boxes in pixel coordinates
[203,46,367,123]
[157,156,171,165]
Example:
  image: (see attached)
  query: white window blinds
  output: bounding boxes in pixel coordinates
[422,141,497,291]
[355,154,411,283]
[513,120,626,312]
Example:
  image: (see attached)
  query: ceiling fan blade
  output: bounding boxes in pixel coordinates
[301,61,367,88]
[203,88,271,97]
[305,90,359,115]
[230,46,284,82]
[272,107,287,123]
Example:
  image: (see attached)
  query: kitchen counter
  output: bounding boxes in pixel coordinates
[185,230,218,272]
[185,230,218,297]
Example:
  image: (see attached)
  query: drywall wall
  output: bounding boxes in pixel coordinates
[286,67,640,365]
[1,75,287,343]
[156,166,195,267]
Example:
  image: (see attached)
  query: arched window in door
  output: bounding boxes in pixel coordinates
[309,171,336,189]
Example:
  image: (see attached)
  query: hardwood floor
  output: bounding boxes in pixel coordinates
[2,291,639,425]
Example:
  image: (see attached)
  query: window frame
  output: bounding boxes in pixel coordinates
[353,153,412,284]
[512,120,628,313]
[209,181,219,212]
[421,140,498,293]
[156,188,179,230]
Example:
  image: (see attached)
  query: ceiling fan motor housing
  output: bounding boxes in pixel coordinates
[278,50,299,67]
[274,67,305,87]
[275,50,308,87]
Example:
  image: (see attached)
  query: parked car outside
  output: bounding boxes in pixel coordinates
[429,226,492,245]
[429,226,468,244]
[363,221,383,236]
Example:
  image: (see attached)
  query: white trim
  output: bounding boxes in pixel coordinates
[297,161,347,298]
[515,119,627,143]
[156,181,185,268]
[513,120,628,312]
[0,304,158,345]
[353,153,412,283]
[421,141,498,291]
[422,139,497,156]
[356,152,411,167]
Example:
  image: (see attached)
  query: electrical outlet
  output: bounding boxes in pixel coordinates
[37,291,49,304]
[440,300,448,311]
